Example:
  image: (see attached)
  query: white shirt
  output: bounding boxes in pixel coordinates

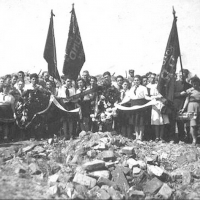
[147,83,158,96]
[0,93,15,106]
[76,88,90,101]
[127,85,148,100]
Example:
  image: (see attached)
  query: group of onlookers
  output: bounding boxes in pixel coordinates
[0,68,200,146]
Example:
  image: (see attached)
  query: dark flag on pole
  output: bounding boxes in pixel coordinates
[157,7,180,101]
[63,4,85,81]
[44,10,61,83]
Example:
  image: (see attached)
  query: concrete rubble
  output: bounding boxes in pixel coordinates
[0,131,200,199]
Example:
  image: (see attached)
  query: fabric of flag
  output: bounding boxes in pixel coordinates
[157,14,180,101]
[44,10,61,82]
[63,6,85,81]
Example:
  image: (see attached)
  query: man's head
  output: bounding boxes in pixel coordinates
[190,76,200,89]
[11,75,18,85]
[116,75,124,87]
[103,71,112,86]
[42,71,49,81]
[122,80,130,90]
[149,73,156,84]
[30,73,39,85]
[142,75,148,86]
[4,74,12,86]
[76,78,86,89]
[129,69,134,77]
[82,70,90,80]
[178,69,189,81]
[90,76,97,87]
[133,75,141,87]
[65,78,72,88]
[18,71,25,81]
[17,80,24,90]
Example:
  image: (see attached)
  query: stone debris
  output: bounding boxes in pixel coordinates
[143,177,163,194]
[157,183,173,199]
[83,160,105,171]
[88,170,110,179]
[1,131,200,199]
[73,173,97,188]
[29,163,41,175]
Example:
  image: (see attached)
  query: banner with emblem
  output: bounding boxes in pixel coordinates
[44,10,61,83]
[157,8,180,101]
[63,4,86,81]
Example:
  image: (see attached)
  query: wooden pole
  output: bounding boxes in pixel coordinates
[173,6,184,80]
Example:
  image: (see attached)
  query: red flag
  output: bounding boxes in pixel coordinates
[63,5,85,81]
[157,8,180,101]
[44,10,61,82]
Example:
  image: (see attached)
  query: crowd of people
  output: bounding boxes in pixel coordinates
[0,68,200,146]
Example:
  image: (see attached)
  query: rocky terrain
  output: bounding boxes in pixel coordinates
[0,131,200,199]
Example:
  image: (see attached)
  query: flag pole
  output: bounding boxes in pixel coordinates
[173,7,184,80]
[51,9,62,85]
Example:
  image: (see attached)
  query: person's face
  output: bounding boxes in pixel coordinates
[12,77,17,85]
[133,77,140,86]
[31,77,37,85]
[122,82,128,90]
[90,78,97,87]
[129,71,134,77]
[5,77,11,85]
[104,75,111,82]
[103,75,111,86]
[192,81,200,90]
[82,72,88,81]
[149,75,156,84]
[49,76,54,81]
[117,78,123,87]
[77,80,84,89]
[179,72,187,81]
[46,82,52,89]
[18,81,24,90]
[142,78,148,86]
[61,78,65,84]
[44,73,49,80]
[65,79,72,88]
[18,73,24,80]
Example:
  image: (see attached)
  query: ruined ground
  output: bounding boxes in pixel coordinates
[1,131,200,199]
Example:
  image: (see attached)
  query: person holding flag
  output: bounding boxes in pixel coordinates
[157,7,185,142]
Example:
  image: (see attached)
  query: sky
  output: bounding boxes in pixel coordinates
[0,0,200,78]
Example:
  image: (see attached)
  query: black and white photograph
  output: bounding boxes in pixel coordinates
[0,0,200,199]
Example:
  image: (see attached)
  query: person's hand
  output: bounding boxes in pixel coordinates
[180,91,186,96]
[179,108,185,114]
[100,95,105,100]
[13,113,16,119]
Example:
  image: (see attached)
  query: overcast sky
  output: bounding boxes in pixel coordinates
[0,0,200,78]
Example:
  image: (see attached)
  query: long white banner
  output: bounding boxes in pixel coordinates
[114,99,157,111]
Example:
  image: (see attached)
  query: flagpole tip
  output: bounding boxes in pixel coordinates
[72,3,74,8]
[51,10,55,17]
[172,6,176,17]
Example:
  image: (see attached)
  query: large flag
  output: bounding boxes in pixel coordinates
[157,8,180,101]
[44,10,61,82]
[63,4,85,81]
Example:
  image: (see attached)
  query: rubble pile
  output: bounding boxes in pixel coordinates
[1,131,200,199]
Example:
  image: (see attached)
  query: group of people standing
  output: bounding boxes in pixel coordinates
[0,68,200,146]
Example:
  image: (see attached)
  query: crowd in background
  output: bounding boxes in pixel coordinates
[0,68,200,146]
